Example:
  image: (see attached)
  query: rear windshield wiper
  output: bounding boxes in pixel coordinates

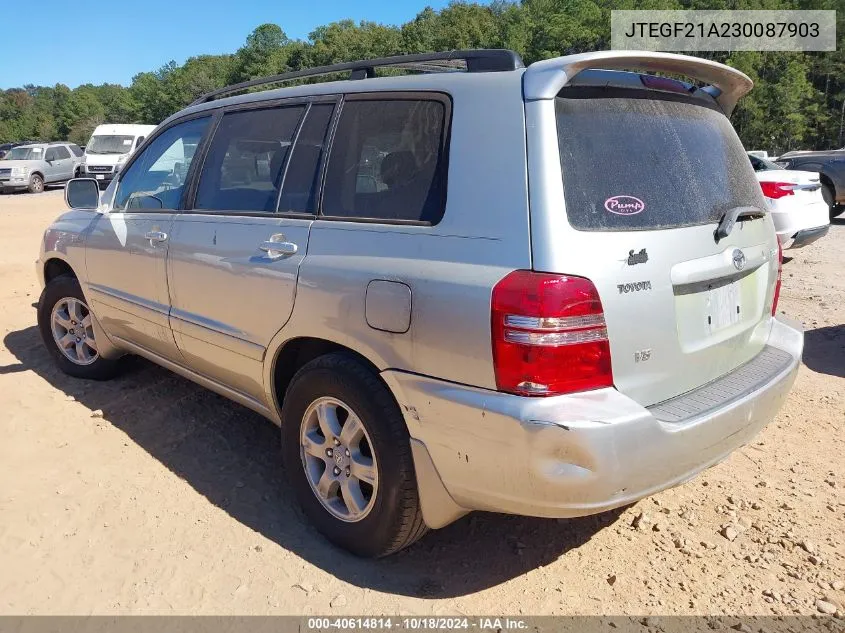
[714,206,766,243]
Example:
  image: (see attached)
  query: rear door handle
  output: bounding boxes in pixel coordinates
[259,235,298,258]
[145,230,168,243]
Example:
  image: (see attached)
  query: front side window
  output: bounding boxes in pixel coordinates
[195,105,305,212]
[114,117,209,211]
[322,98,448,224]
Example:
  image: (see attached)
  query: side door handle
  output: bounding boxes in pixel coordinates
[259,234,298,259]
[145,230,168,244]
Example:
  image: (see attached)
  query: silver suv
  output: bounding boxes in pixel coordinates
[1,142,84,193]
[37,49,803,557]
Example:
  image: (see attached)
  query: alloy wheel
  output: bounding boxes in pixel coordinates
[299,396,378,522]
[50,297,98,365]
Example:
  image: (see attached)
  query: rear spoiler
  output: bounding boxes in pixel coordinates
[523,50,753,116]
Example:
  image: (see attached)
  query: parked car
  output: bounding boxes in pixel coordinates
[37,50,803,557]
[775,149,845,220]
[749,153,830,249]
[82,124,157,188]
[0,142,84,193]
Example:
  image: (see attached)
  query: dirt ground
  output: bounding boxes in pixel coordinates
[0,190,842,616]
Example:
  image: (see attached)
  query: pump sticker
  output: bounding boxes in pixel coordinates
[605,195,645,216]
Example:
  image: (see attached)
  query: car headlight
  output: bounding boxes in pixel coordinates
[11,167,30,178]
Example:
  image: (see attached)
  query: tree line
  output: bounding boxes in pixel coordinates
[1,0,843,154]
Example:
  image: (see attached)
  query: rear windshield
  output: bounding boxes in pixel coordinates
[555,90,764,231]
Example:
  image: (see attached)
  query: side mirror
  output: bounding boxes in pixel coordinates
[65,178,100,209]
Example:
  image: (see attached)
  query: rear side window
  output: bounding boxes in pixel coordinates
[556,91,763,231]
[279,103,334,214]
[69,144,84,157]
[195,105,305,212]
[322,98,448,224]
[53,146,71,160]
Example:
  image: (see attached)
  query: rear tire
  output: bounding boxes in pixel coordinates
[281,353,427,557]
[28,174,44,194]
[37,275,119,380]
[822,184,842,219]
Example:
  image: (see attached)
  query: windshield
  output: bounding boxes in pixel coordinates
[86,135,135,155]
[4,147,45,160]
[555,89,764,231]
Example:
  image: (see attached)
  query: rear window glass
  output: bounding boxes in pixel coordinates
[555,91,764,231]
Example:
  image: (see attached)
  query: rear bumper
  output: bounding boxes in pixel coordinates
[385,316,803,526]
[770,199,830,249]
[789,224,829,248]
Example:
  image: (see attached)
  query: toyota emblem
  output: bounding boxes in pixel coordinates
[732,249,746,271]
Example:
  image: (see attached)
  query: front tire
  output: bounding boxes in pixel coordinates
[282,353,427,557]
[28,173,44,194]
[37,275,119,380]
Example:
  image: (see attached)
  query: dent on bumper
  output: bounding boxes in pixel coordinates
[384,317,803,526]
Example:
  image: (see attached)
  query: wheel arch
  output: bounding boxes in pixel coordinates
[820,166,845,203]
[43,256,77,284]
[39,256,123,360]
[268,336,385,422]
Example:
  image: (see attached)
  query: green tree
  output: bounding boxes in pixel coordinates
[0,0,842,153]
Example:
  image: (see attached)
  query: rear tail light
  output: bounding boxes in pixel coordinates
[771,241,783,316]
[759,181,795,199]
[491,270,613,396]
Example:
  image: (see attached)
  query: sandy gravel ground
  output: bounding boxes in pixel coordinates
[0,190,842,616]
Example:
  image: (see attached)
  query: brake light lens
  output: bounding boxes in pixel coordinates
[760,181,795,200]
[491,270,613,396]
[640,75,692,94]
[771,241,783,316]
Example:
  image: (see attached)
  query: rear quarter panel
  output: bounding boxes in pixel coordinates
[266,73,532,392]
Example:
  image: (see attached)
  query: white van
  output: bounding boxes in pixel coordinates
[83,123,156,187]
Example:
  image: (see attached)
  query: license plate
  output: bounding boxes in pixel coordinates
[706,282,741,332]
[95,175,104,180]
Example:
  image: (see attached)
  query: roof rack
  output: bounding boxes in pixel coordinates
[191,49,524,105]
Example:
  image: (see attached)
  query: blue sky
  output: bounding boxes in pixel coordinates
[0,0,452,89]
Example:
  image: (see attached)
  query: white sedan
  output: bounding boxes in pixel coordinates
[749,153,830,249]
